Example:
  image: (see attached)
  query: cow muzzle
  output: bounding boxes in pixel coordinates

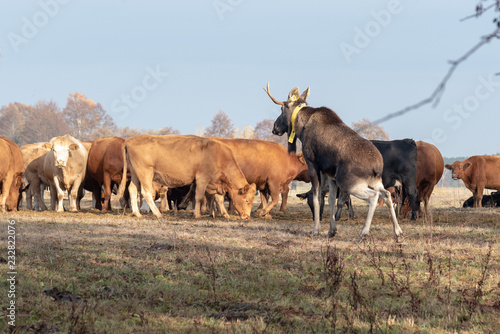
[55,160,67,168]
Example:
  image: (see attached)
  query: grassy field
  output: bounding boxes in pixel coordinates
[1,187,499,333]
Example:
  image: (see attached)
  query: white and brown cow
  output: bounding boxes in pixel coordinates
[43,135,88,212]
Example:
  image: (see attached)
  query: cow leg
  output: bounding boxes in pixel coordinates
[256,190,269,215]
[347,196,355,220]
[474,186,484,208]
[141,184,161,218]
[128,175,142,217]
[279,187,289,211]
[215,194,230,218]
[327,178,338,238]
[69,182,83,212]
[193,181,210,218]
[39,183,48,211]
[76,185,84,211]
[0,176,12,212]
[48,185,56,211]
[335,189,351,221]
[261,182,281,217]
[159,189,168,213]
[102,173,113,211]
[52,178,65,212]
[26,186,33,210]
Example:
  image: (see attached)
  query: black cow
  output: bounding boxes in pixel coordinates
[463,191,500,208]
[265,83,402,242]
[300,139,418,221]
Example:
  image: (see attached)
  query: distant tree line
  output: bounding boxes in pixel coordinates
[0,93,390,148]
[0,92,180,146]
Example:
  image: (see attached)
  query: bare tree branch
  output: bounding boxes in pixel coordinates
[460,3,497,22]
[372,27,500,126]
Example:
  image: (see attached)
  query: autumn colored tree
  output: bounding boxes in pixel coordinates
[22,100,70,145]
[254,118,289,147]
[351,118,389,140]
[156,126,180,136]
[236,126,255,139]
[0,102,31,145]
[204,110,235,138]
[63,92,116,141]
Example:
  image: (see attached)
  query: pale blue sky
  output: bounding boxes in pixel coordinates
[1,0,499,157]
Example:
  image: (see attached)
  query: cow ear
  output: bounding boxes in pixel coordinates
[42,143,52,151]
[299,86,310,102]
[69,144,79,151]
[288,87,300,102]
[444,164,452,170]
[463,162,472,171]
[15,176,24,188]
[239,185,249,195]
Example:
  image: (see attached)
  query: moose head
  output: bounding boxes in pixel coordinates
[264,82,310,153]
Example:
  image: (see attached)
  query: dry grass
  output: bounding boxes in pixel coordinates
[0,187,499,333]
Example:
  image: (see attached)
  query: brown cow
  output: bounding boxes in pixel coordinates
[0,137,24,212]
[43,135,88,212]
[445,155,500,208]
[86,137,127,211]
[20,143,50,211]
[210,137,308,217]
[114,135,257,219]
[401,141,444,219]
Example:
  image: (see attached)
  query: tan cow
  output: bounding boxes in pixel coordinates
[445,155,500,207]
[43,135,88,212]
[209,137,308,217]
[20,142,50,211]
[0,137,24,212]
[114,135,256,219]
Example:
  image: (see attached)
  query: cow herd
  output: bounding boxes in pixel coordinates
[1,84,499,241]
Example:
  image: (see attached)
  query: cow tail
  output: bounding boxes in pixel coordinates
[114,142,128,205]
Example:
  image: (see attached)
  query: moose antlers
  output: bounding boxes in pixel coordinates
[263,82,284,106]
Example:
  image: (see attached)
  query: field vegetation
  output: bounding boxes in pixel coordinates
[1,187,499,333]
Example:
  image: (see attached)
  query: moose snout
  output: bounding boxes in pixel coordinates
[272,124,284,136]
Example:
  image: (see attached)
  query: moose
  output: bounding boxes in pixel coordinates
[264,83,403,242]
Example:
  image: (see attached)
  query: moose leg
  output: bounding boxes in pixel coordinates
[358,188,379,242]
[327,177,338,238]
[309,167,321,236]
[381,188,403,241]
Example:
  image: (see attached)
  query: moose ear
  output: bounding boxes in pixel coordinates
[300,86,310,102]
[463,162,472,171]
[288,87,300,102]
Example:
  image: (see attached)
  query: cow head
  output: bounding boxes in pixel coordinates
[444,161,472,180]
[5,174,24,212]
[230,183,257,220]
[264,82,309,153]
[44,141,79,168]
